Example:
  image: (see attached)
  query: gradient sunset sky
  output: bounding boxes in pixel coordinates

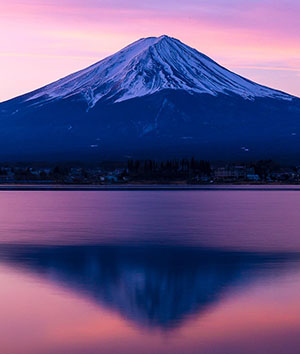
[1,0,299,101]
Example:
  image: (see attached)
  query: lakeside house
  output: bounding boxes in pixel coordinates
[213,165,257,182]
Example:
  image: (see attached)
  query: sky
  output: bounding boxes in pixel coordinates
[0,0,299,102]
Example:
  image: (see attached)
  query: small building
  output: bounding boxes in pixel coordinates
[214,166,246,181]
[246,174,260,181]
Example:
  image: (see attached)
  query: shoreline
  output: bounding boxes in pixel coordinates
[1,184,300,191]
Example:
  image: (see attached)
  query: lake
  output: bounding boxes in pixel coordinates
[1,190,300,353]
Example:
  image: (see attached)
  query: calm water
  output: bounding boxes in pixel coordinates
[1,191,300,353]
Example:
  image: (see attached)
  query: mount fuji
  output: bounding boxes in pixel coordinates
[0,35,300,162]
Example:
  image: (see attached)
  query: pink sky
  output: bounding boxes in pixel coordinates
[0,0,299,102]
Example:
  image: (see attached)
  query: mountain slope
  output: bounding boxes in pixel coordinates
[10,35,293,106]
[0,35,299,162]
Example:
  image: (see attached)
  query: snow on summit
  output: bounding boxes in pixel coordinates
[25,35,292,107]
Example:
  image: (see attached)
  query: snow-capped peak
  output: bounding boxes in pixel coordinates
[25,35,292,106]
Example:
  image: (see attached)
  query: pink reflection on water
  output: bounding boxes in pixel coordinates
[1,262,300,354]
[1,191,300,353]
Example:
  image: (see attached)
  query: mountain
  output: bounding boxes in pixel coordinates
[0,35,300,162]
[9,35,292,105]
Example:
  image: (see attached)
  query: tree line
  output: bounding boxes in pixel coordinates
[127,158,211,180]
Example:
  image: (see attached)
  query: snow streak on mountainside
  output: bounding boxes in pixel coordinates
[23,35,292,108]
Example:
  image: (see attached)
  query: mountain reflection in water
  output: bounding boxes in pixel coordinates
[0,244,297,330]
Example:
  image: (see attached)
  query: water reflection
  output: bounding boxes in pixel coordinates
[0,244,297,330]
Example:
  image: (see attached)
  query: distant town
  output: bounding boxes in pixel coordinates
[0,159,299,185]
